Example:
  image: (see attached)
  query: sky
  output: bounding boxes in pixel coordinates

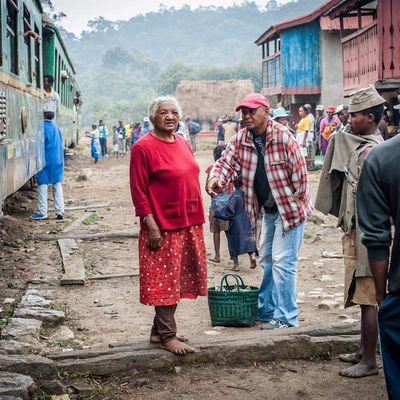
[51,0,268,35]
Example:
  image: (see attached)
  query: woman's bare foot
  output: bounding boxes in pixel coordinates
[231,264,239,271]
[209,256,220,263]
[338,352,362,364]
[339,362,379,378]
[249,258,257,269]
[160,338,195,355]
[150,335,188,344]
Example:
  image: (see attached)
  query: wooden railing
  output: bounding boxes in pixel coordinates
[342,21,379,92]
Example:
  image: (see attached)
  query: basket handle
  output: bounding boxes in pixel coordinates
[220,273,245,292]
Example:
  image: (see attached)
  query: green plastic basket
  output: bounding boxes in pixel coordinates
[208,273,259,327]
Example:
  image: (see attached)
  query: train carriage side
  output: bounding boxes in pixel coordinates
[42,16,80,148]
[0,0,44,212]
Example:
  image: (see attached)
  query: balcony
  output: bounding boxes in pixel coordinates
[341,21,379,93]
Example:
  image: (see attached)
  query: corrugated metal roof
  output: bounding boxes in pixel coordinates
[255,0,343,44]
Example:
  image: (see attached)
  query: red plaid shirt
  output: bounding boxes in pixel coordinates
[210,119,313,231]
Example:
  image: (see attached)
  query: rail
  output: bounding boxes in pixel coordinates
[341,21,379,92]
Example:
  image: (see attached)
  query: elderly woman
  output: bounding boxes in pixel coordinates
[130,96,207,355]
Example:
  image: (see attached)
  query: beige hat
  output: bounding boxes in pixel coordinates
[349,85,385,113]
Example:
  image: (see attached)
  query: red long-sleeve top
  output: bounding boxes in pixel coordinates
[130,132,205,230]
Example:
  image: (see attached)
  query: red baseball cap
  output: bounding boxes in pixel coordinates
[236,93,270,112]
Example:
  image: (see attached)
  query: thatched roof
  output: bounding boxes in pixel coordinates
[176,79,255,121]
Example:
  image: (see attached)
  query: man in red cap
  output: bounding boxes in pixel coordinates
[207,93,312,329]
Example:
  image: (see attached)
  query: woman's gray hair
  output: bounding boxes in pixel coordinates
[148,96,183,120]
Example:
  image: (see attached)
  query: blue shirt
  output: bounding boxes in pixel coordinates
[36,120,64,185]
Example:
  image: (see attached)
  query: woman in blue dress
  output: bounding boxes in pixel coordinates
[90,124,101,163]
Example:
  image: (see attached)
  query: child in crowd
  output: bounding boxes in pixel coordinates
[112,126,119,158]
[214,176,257,271]
[205,145,231,263]
[90,124,101,164]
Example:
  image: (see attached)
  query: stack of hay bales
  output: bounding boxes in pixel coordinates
[176,79,255,130]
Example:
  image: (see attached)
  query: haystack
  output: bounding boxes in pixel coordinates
[176,79,254,128]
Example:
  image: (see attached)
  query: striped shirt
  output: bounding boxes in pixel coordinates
[209,119,313,231]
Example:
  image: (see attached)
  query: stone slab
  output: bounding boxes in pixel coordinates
[0,354,57,380]
[55,334,359,376]
[14,308,65,326]
[0,396,24,400]
[0,372,36,400]
[49,326,74,342]
[58,239,85,285]
[2,319,42,345]
[0,340,37,355]
[20,294,52,308]
[25,288,54,299]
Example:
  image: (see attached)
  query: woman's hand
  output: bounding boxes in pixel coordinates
[144,215,163,249]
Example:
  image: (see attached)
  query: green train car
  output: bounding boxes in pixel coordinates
[42,14,81,147]
[0,0,80,215]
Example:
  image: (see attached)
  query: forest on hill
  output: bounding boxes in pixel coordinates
[54,0,326,125]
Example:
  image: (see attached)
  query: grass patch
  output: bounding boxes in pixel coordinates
[83,212,98,225]
[49,304,67,313]
[59,370,93,381]
[47,338,79,349]
[0,306,15,329]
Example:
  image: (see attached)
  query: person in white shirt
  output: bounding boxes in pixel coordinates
[43,75,60,120]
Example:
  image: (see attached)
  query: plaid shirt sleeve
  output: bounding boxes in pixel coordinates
[209,135,242,184]
[286,133,308,201]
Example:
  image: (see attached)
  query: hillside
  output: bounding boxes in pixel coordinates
[57,0,326,124]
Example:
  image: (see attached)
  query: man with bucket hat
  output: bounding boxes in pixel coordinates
[272,107,295,135]
[207,93,312,329]
[316,85,385,378]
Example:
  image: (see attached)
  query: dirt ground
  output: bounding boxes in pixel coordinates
[0,138,389,399]
[1,138,364,348]
[70,359,387,399]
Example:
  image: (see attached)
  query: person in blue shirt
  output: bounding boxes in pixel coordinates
[143,117,151,135]
[98,119,108,157]
[31,111,64,220]
[214,176,257,271]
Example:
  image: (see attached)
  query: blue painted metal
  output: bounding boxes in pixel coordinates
[281,20,320,89]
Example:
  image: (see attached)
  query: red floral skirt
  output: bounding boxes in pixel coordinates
[138,225,207,306]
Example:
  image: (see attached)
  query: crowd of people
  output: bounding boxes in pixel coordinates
[29,80,398,398]
[88,114,205,162]
[88,117,152,162]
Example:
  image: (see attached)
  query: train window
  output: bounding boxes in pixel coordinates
[6,0,19,75]
[34,24,40,88]
[23,5,32,83]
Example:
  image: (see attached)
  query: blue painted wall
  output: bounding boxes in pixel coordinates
[281,20,320,89]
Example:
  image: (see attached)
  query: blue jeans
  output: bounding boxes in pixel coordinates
[257,212,304,326]
[38,183,64,216]
[378,293,400,400]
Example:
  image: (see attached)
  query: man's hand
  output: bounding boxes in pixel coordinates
[207,177,224,196]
